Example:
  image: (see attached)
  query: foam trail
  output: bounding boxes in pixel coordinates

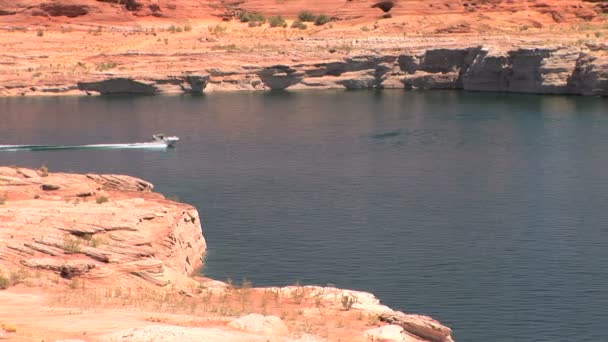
[0,142,170,152]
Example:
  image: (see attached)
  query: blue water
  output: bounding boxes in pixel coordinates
[1,91,607,342]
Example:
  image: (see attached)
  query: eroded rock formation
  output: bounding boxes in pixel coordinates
[0,167,206,288]
[65,46,608,96]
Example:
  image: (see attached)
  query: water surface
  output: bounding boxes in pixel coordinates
[1,91,607,342]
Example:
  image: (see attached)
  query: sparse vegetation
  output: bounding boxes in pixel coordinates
[239,11,266,24]
[0,193,6,205]
[63,236,82,253]
[96,195,109,204]
[298,11,317,22]
[314,14,331,26]
[208,24,227,37]
[168,24,184,33]
[36,29,44,37]
[268,16,287,28]
[95,62,118,71]
[341,295,355,311]
[38,165,49,177]
[184,23,192,32]
[361,26,371,32]
[0,271,9,289]
[90,236,106,247]
[291,20,308,30]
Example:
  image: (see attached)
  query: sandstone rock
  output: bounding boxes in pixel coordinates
[36,3,90,18]
[380,313,454,342]
[258,65,304,90]
[179,75,210,94]
[403,72,460,90]
[228,313,289,336]
[568,53,608,96]
[336,71,377,89]
[102,325,271,342]
[85,174,153,191]
[0,168,206,288]
[77,78,159,95]
[41,184,61,191]
[364,325,411,342]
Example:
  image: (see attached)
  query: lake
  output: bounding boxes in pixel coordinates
[1,90,607,342]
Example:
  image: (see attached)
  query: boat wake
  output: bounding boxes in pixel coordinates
[0,134,179,152]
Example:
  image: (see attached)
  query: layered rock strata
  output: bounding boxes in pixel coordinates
[0,167,206,288]
[5,46,606,97]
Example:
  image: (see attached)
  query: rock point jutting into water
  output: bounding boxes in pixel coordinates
[0,167,454,341]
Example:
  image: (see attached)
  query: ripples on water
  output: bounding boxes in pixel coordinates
[1,90,607,342]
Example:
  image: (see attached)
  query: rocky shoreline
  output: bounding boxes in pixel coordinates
[2,44,606,98]
[0,167,454,341]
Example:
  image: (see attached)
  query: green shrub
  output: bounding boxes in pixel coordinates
[314,14,331,26]
[239,11,266,23]
[268,16,287,28]
[298,11,316,22]
[96,195,109,204]
[291,20,307,30]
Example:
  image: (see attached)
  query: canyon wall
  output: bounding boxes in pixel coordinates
[27,45,608,97]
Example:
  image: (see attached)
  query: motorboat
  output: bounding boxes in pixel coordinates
[152,134,180,147]
[0,134,180,151]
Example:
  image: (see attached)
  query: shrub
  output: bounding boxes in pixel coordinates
[36,29,44,37]
[268,15,287,28]
[291,20,307,30]
[341,295,355,310]
[184,24,192,32]
[95,62,117,71]
[298,11,316,22]
[314,14,331,26]
[208,24,227,36]
[38,165,49,177]
[96,195,109,204]
[239,11,266,24]
[63,236,82,253]
[0,193,5,205]
[0,272,9,289]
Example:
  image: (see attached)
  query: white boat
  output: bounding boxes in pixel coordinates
[0,134,180,151]
[152,134,179,148]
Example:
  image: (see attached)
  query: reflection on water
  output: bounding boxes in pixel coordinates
[1,90,607,342]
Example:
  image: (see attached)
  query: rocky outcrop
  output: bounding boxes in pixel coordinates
[0,167,206,288]
[258,65,305,90]
[42,46,603,97]
[77,78,159,95]
[0,166,455,341]
[568,53,608,96]
[34,3,90,17]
